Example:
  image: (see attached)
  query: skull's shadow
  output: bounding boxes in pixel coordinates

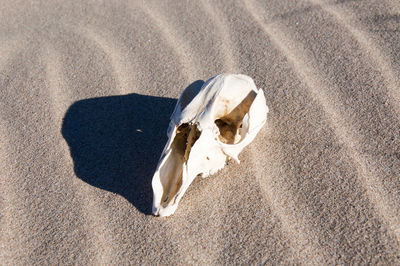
[61,81,204,215]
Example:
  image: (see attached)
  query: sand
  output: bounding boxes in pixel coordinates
[1,0,400,264]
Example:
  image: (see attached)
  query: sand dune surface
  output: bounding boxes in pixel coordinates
[1,0,400,264]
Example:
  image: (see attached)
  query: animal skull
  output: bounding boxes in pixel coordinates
[152,74,268,217]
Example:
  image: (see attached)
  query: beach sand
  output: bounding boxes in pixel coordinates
[1,0,400,264]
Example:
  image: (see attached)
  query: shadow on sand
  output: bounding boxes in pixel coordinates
[62,80,204,215]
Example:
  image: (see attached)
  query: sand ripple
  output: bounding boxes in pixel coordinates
[1,0,399,264]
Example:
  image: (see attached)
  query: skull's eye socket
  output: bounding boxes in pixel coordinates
[215,118,237,144]
[215,90,257,144]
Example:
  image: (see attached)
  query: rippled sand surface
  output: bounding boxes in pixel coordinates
[1,0,400,264]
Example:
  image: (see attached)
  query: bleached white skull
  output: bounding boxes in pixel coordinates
[152,74,268,217]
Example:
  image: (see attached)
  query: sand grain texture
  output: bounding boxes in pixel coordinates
[1,0,400,264]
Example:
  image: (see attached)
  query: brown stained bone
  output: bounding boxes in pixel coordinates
[184,124,201,161]
[215,90,257,144]
[160,123,200,207]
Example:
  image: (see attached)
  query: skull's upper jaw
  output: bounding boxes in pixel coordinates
[152,123,200,217]
[152,123,227,217]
